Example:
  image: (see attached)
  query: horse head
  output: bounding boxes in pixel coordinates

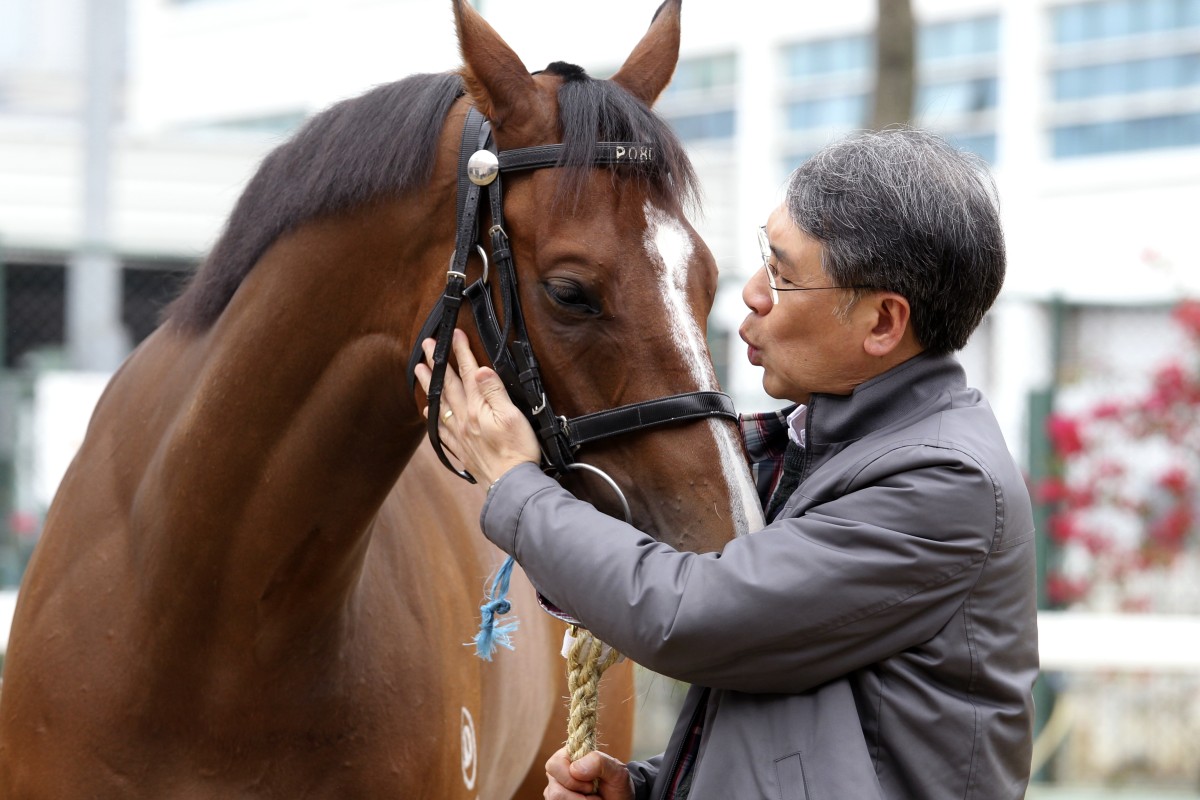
[445,0,764,550]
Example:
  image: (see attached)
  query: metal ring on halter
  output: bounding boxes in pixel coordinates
[556,462,633,524]
[447,244,489,284]
[488,224,505,239]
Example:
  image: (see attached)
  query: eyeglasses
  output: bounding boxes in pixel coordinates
[757,226,869,304]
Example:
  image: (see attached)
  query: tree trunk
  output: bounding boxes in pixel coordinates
[870,0,916,130]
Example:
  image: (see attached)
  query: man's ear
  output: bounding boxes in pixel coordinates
[862,293,914,358]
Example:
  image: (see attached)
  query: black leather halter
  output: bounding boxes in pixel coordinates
[407,107,737,487]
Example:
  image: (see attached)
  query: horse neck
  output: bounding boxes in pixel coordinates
[122,199,452,641]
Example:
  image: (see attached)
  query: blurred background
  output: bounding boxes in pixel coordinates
[0,0,1198,795]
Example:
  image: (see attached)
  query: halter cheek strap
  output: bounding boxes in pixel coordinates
[407,107,738,483]
[416,111,493,482]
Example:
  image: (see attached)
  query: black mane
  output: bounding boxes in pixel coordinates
[166,72,464,330]
[550,64,699,211]
[167,68,699,331]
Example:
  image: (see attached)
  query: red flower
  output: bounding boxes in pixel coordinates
[9,511,39,539]
[1048,513,1081,544]
[1172,299,1200,339]
[1158,466,1191,495]
[1081,530,1112,556]
[1090,401,1125,420]
[1150,363,1191,406]
[1046,572,1091,606]
[1037,297,1200,596]
[1036,477,1068,504]
[1149,506,1192,549]
[1121,596,1152,613]
[1046,413,1086,456]
[1037,478,1097,509]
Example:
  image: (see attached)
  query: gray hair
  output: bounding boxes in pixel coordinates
[785,128,1005,354]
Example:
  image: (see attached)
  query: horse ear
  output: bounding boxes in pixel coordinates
[452,0,538,127]
[609,0,682,107]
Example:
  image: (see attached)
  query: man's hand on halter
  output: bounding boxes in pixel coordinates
[414,328,540,486]
[545,747,635,800]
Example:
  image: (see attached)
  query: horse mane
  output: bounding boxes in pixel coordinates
[165,72,465,331]
[545,61,700,212]
[166,64,700,332]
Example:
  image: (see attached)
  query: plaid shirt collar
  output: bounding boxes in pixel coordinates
[739,404,798,508]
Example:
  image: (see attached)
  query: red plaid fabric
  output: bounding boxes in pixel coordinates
[665,716,704,800]
[739,406,795,509]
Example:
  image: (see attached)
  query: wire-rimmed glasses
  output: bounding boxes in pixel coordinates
[757,226,868,304]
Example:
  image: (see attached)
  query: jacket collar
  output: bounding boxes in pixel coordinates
[801,352,965,472]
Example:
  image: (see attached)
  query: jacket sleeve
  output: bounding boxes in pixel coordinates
[481,441,1007,694]
[626,753,662,800]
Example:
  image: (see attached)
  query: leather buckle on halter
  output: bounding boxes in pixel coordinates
[448,244,489,285]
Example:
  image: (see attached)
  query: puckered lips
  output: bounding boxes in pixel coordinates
[739,327,762,367]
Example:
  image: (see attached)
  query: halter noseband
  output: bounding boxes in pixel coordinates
[407,107,737,494]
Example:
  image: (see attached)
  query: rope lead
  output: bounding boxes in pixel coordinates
[566,625,622,775]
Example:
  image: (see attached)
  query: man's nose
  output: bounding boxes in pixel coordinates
[743,264,773,314]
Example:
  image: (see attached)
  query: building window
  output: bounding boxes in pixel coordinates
[947,132,998,164]
[664,53,737,97]
[1054,54,1200,100]
[783,35,871,79]
[779,15,1000,165]
[659,54,737,144]
[918,77,999,116]
[785,94,868,132]
[668,110,736,142]
[783,131,996,178]
[1053,0,1200,43]
[1053,113,1200,157]
[920,16,1000,62]
[1048,0,1200,158]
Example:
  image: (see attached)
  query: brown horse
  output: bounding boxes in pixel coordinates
[0,1,763,797]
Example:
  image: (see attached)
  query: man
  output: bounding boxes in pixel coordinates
[415,128,1039,799]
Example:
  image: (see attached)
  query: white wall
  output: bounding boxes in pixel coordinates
[0,121,267,256]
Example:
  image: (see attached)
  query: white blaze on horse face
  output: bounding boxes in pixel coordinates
[643,203,766,536]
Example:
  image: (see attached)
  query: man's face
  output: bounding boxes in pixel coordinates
[739,205,874,404]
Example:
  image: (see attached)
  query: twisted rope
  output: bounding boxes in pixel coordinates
[565,626,622,769]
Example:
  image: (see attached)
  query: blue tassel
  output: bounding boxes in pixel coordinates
[472,556,519,661]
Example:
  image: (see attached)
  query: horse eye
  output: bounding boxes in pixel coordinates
[543,280,601,314]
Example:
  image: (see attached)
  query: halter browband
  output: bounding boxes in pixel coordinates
[407,107,737,484]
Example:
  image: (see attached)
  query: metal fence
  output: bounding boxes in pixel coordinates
[2,256,193,370]
[0,252,194,588]
[1035,671,1200,793]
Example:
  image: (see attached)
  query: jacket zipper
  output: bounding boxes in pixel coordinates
[655,687,712,800]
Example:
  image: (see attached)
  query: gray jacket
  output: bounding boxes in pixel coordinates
[481,353,1039,799]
